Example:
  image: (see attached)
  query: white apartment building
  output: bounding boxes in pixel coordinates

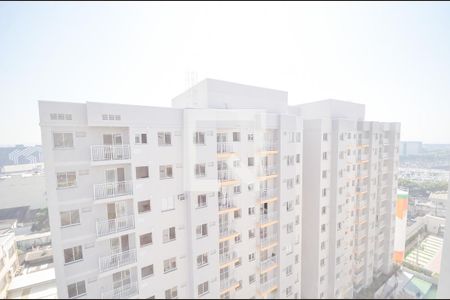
[0,228,19,298]
[39,79,303,299]
[290,100,400,299]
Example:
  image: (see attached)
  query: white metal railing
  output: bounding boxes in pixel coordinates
[260,256,277,272]
[91,145,131,162]
[220,251,238,265]
[261,141,278,151]
[101,282,139,299]
[217,142,234,153]
[218,195,236,211]
[219,223,237,239]
[260,212,278,224]
[259,278,277,293]
[94,181,133,200]
[220,277,237,291]
[96,215,135,238]
[258,166,278,177]
[259,188,278,200]
[218,170,235,182]
[99,249,137,273]
[260,234,277,248]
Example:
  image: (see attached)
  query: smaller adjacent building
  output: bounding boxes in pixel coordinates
[0,227,19,298]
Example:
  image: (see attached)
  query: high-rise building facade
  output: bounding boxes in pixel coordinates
[291,100,400,299]
[39,79,303,299]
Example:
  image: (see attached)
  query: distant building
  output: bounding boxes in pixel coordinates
[400,141,422,156]
[0,145,42,168]
[0,226,19,298]
[437,180,450,298]
[7,267,56,299]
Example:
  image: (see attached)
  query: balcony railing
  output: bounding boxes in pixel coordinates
[220,251,238,265]
[259,189,278,201]
[91,145,131,162]
[260,256,277,272]
[356,186,367,194]
[94,181,133,200]
[260,212,278,224]
[99,249,137,273]
[259,278,277,293]
[218,197,236,211]
[220,277,237,291]
[101,282,139,299]
[258,166,278,177]
[261,141,278,151]
[218,170,235,182]
[96,215,135,238]
[219,223,237,239]
[260,234,277,248]
[217,142,234,154]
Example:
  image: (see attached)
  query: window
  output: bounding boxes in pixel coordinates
[320,258,325,267]
[196,224,208,238]
[165,286,178,299]
[249,274,256,284]
[248,133,254,141]
[197,253,208,267]
[197,194,207,208]
[163,227,176,243]
[248,228,255,239]
[233,185,241,194]
[194,132,205,145]
[286,223,294,233]
[287,179,294,189]
[322,170,327,179]
[159,165,173,179]
[287,155,295,166]
[198,281,209,296]
[296,132,301,142]
[53,132,74,148]
[138,200,151,213]
[321,241,326,250]
[57,171,77,188]
[233,160,240,168]
[164,257,177,273]
[249,252,255,261]
[321,224,326,233]
[296,154,300,163]
[321,206,326,215]
[248,183,254,191]
[322,188,327,197]
[233,132,240,142]
[158,132,172,146]
[67,281,86,298]
[248,207,255,215]
[248,157,254,167]
[234,209,241,219]
[323,133,328,141]
[162,197,175,212]
[287,201,294,212]
[140,233,153,247]
[322,152,327,160]
[64,246,83,264]
[142,265,154,278]
[135,133,148,144]
[235,234,241,243]
[195,164,206,177]
[286,265,293,276]
[60,210,80,227]
[136,166,149,179]
[286,244,293,254]
[295,175,300,184]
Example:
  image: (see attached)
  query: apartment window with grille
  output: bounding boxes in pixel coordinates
[165,286,178,299]
[138,200,151,213]
[233,185,241,194]
[322,170,327,179]
[60,210,80,227]
[287,155,295,166]
[163,257,177,273]
[249,252,255,262]
[161,197,175,212]
[287,179,294,189]
[56,171,77,189]
[248,133,254,141]
[322,152,328,160]
[67,280,86,298]
[286,244,293,254]
[323,133,328,141]
[320,258,325,267]
[233,159,240,168]
[136,166,149,179]
[53,132,74,148]
[198,281,209,296]
[321,241,326,250]
[286,223,294,233]
[51,113,72,121]
[287,201,294,212]
[337,222,342,231]
[197,194,207,208]
[159,165,173,179]
[194,132,205,145]
[135,133,148,144]
[233,132,240,142]
[196,224,208,238]
[197,253,208,268]
[248,183,254,191]
[158,132,172,146]
[234,209,241,219]
[195,164,206,177]
[141,265,154,279]
[140,233,153,247]
[248,157,254,166]
[295,215,300,225]
[248,229,255,239]
[64,246,83,264]
[295,174,300,184]
[286,265,293,276]
[296,154,300,163]
[337,239,341,248]
[249,274,256,284]
[295,254,299,264]
[321,224,326,233]
[322,188,327,197]
[163,227,176,243]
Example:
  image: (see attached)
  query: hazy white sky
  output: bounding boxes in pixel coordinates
[1,1,450,145]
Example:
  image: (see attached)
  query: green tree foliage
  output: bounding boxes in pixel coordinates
[31,208,50,232]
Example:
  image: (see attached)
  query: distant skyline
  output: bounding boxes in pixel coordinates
[1,2,450,144]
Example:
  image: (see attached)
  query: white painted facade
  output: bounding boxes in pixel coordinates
[39,79,303,299]
[292,100,400,299]
[437,178,450,298]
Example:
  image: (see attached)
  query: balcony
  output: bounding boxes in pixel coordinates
[259,278,277,294]
[101,282,138,299]
[91,145,131,163]
[220,277,238,292]
[257,166,278,180]
[218,170,237,185]
[217,142,234,154]
[94,181,133,201]
[356,169,369,178]
[260,141,278,152]
[218,194,237,212]
[260,256,277,273]
[258,189,278,202]
[219,223,238,240]
[96,215,135,238]
[356,186,368,194]
[260,212,279,226]
[99,249,137,273]
[260,234,278,249]
[220,251,238,266]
